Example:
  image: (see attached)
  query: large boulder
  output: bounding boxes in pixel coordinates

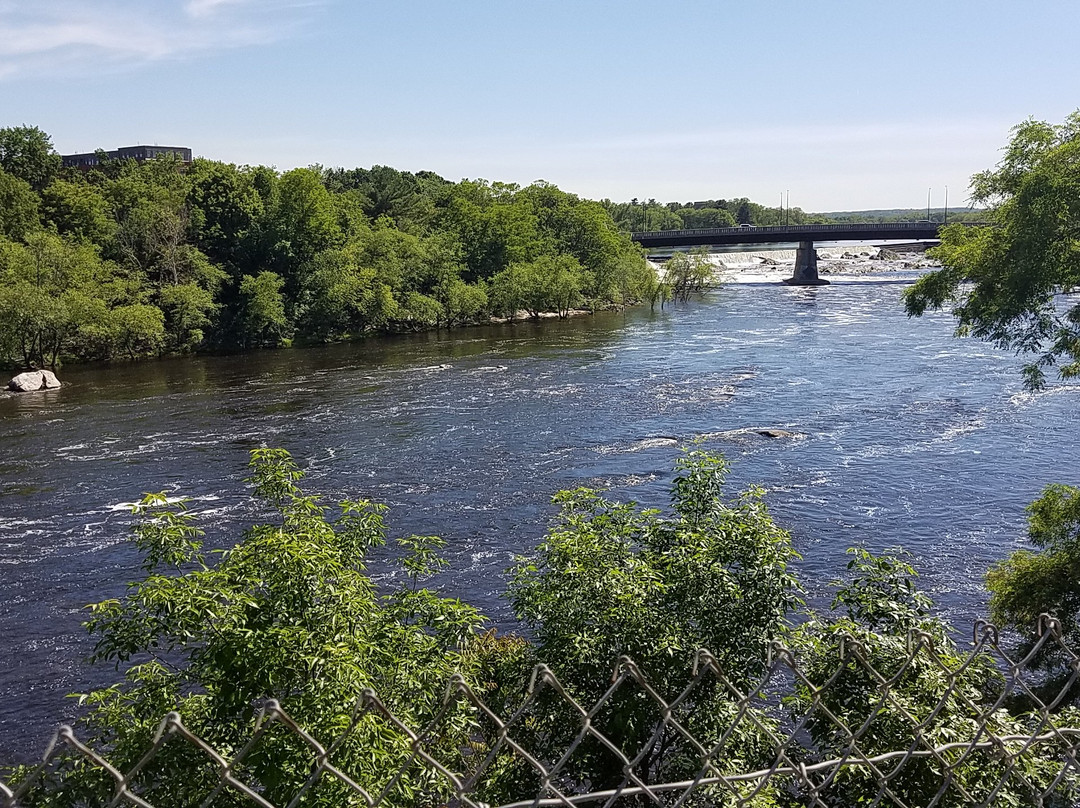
[7,370,61,392]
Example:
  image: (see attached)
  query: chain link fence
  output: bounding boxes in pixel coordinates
[4,617,1080,808]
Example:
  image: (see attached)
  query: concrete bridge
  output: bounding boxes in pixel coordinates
[630,221,944,285]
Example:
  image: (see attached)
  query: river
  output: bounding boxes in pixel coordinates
[1,268,1076,762]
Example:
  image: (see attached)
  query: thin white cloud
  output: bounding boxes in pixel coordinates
[0,0,320,80]
[184,0,249,18]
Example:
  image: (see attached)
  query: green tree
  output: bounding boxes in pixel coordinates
[438,181,542,281]
[0,168,40,241]
[546,254,584,317]
[665,249,714,302]
[0,125,61,191]
[507,450,801,794]
[393,291,443,330]
[115,199,209,288]
[258,168,344,316]
[274,168,343,262]
[362,165,431,229]
[0,232,122,368]
[904,111,1080,388]
[297,244,395,340]
[505,255,583,318]
[437,276,488,327]
[676,206,736,229]
[321,165,434,231]
[516,258,551,318]
[109,303,166,360]
[793,548,1076,806]
[185,160,265,267]
[621,253,662,307]
[8,449,489,807]
[488,262,528,320]
[987,484,1080,702]
[597,198,646,232]
[639,263,670,312]
[237,271,289,348]
[158,283,217,353]
[40,179,115,244]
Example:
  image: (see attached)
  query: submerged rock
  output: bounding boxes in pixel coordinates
[757,429,798,438]
[7,370,61,392]
[696,427,804,442]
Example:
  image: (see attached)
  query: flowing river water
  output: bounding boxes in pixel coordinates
[1,266,1077,761]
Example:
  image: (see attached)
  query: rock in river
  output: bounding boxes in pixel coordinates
[757,428,798,438]
[7,370,62,392]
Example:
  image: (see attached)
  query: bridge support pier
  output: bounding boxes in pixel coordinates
[784,241,829,286]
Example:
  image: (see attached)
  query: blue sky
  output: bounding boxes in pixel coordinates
[2,0,1077,211]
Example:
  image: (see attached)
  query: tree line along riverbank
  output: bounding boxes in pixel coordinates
[0,126,661,372]
[0,125,979,377]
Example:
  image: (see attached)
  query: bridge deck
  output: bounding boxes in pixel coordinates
[631,221,944,248]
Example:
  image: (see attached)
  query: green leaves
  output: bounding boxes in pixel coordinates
[904,110,1080,388]
[508,449,801,789]
[0,125,61,191]
[1027,483,1080,549]
[987,484,1080,694]
[671,447,729,521]
[16,446,1080,806]
[129,493,205,572]
[397,534,449,581]
[664,249,715,303]
[237,271,289,348]
[0,168,40,240]
[831,546,933,633]
[792,548,1055,807]
[247,447,306,508]
[0,125,655,367]
[59,448,489,806]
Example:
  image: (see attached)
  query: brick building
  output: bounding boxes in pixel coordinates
[61,145,192,168]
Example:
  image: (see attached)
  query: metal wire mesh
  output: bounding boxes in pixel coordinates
[4,617,1080,808]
